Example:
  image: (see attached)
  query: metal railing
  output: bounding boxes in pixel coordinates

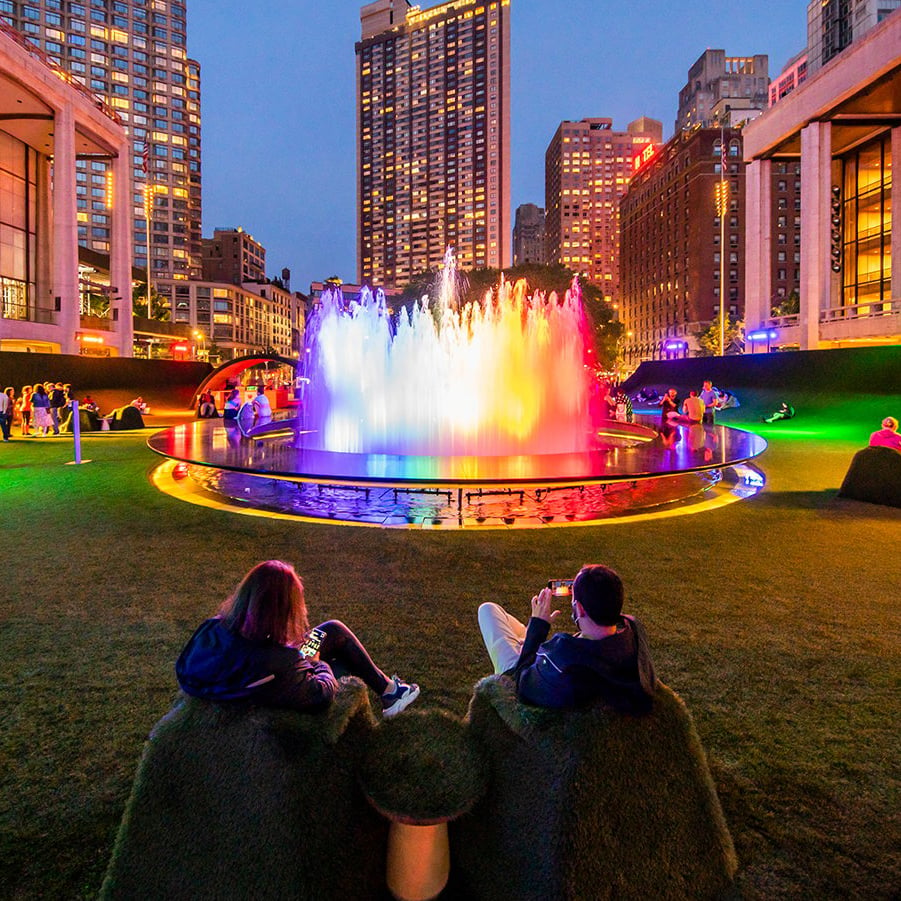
[0,22,122,125]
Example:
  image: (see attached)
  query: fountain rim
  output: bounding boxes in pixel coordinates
[146,418,768,490]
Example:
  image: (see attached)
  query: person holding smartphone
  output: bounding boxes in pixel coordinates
[477,565,656,713]
[176,560,419,717]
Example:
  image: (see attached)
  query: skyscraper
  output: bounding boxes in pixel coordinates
[806,0,901,73]
[356,0,511,287]
[544,117,662,299]
[1,0,201,281]
[512,203,545,266]
[675,50,769,132]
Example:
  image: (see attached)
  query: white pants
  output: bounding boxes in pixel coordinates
[478,602,527,674]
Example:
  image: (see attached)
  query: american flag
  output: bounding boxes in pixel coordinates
[142,142,149,176]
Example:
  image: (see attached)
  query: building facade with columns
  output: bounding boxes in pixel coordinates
[0,27,132,356]
[743,11,901,351]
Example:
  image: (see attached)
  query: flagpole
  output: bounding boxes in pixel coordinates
[143,142,152,330]
[719,125,727,357]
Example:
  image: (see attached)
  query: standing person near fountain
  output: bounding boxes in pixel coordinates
[176,560,420,717]
[477,565,656,713]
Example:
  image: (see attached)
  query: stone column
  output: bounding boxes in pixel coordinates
[110,147,134,356]
[51,102,80,355]
[35,154,54,320]
[892,126,901,305]
[799,121,832,350]
[743,158,772,339]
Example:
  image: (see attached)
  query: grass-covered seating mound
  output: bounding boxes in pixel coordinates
[450,675,737,901]
[838,445,901,508]
[60,406,102,433]
[107,405,145,430]
[99,677,388,901]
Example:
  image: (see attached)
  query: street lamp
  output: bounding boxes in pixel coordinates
[193,330,206,361]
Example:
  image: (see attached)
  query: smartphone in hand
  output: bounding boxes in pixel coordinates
[299,627,327,658]
[547,579,574,597]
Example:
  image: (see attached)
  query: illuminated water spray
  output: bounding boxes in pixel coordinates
[300,249,598,456]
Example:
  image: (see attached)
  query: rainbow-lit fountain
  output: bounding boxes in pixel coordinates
[149,250,766,527]
[300,252,595,457]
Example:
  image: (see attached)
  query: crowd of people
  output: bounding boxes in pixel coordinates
[0,381,74,439]
[0,383,152,440]
[656,379,723,426]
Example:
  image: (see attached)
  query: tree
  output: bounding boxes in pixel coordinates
[396,262,622,368]
[695,312,744,356]
[771,289,799,318]
[133,283,170,321]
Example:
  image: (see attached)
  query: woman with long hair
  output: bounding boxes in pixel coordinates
[176,560,419,717]
[16,385,32,436]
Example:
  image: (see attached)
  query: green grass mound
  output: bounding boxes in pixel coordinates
[360,709,488,825]
[449,676,737,901]
[838,445,901,508]
[100,678,387,901]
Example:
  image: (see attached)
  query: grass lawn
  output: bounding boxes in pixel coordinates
[1,394,899,899]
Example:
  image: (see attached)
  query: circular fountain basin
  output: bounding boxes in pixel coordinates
[148,417,767,528]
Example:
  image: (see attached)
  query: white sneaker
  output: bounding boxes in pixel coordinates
[381,676,420,718]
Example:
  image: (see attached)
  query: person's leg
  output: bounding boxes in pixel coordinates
[478,602,527,674]
[316,619,391,695]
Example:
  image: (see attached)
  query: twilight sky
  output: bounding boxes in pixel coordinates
[188,0,807,290]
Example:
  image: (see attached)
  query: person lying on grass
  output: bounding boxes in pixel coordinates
[176,559,419,717]
[478,564,656,713]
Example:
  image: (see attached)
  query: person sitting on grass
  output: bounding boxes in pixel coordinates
[764,401,795,423]
[869,416,901,451]
[176,560,420,717]
[477,564,656,713]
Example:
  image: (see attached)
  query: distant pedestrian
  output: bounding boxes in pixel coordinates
[31,383,52,436]
[658,388,678,424]
[681,390,705,424]
[48,382,66,435]
[613,387,633,423]
[251,385,272,422]
[699,380,718,425]
[16,385,32,436]
[0,387,12,441]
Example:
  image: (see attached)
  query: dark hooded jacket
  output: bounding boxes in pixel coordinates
[175,618,338,711]
[511,614,656,713]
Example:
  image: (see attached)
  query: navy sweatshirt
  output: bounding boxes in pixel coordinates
[176,618,338,711]
[511,614,656,713]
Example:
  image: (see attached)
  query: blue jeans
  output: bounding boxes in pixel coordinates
[0,411,10,440]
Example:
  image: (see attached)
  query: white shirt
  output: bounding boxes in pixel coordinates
[0,393,11,414]
[251,393,272,417]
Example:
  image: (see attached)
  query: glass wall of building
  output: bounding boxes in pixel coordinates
[0,130,38,323]
[841,133,892,310]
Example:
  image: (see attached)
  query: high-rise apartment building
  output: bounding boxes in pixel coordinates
[675,50,769,132]
[619,127,802,365]
[806,0,901,73]
[544,117,662,299]
[1,0,201,281]
[202,227,266,285]
[512,203,545,265]
[355,0,511,287]
[620,128,746,364]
